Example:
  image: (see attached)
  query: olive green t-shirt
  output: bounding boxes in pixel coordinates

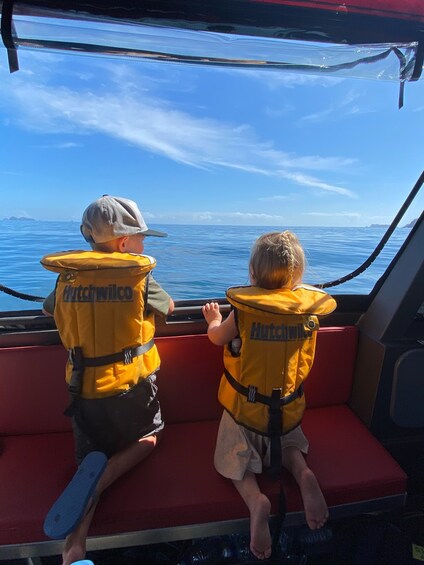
[43,273,171,318]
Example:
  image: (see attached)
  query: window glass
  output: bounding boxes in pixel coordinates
[0,25,423,312]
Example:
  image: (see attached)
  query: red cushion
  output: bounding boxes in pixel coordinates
[0,326,358,436]
[302,406,407,505]
[304,326,358,408]
[0,345,70,435]
[0,405,406,545]
[156,334,223,424]
[155,327,359,423]
[0,433,75,544]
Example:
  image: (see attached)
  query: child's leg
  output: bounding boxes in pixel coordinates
[62,431,162,565]
[232,470,272,560]
[282,445,328,530]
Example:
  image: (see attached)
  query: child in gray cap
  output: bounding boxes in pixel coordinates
[42,195,174,565]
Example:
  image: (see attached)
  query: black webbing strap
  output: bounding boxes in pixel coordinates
[224,368,304,478]
[411,40,424,81]
[268,388,284,479]
[0,0,19,73]
[81,339,155,368]
[64,339,155,417]
[67,346,85,396]
[144,273,150,315]
[224,369,304,407]
[223,371,293,552]
[271,479,288,557]
[268,387,288,555]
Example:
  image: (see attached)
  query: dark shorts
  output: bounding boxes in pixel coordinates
[72,374,164,464]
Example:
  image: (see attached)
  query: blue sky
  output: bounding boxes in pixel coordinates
[1,35,423,227]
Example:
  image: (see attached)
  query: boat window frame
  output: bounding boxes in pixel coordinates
[1,2,423,334]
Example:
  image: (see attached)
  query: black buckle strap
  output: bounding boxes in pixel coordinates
[268,389,283,435]
[268,388,283,478]
[68,346,84,396]
[123,347,135,365]
[64,346,85,416]
[224,369,303,407]
[224,369,304,480]
[82,339,155,368]
[64,340,155,417]
[68,340,154,376]
[247,385,257,403]
[281,383,304,406]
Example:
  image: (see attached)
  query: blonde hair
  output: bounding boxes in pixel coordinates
[249,231,305,289]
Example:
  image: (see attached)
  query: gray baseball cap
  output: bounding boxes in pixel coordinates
[80,195,167,243]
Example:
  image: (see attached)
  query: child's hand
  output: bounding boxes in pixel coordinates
[202,302,222,325]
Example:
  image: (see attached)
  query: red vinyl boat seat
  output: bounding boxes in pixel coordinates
[0,327,407,560]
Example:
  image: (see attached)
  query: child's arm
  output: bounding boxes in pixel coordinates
[202,302,238,346]
[148,275,175,316]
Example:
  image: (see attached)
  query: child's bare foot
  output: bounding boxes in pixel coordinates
[249,493,272,560]
[298,468,328,529]
[62,533,85,565]
[61,497,97,565]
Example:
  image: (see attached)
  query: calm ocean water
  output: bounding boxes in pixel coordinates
[0,220,411,312]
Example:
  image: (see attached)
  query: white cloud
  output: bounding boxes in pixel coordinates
[146,210,287,224]
[33,141,82,149]
[300,89,372,124]
[279,172,356,197]
[229,68,342,90]
[304,211,361,218]
[259,194,292,201]
[1,60,356,197]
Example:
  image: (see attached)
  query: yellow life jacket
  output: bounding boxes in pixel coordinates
[41,250,161,399]
[219,284,337,437]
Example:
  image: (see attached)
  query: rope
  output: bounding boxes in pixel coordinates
[318,170,424,289]
[0,284,44,303]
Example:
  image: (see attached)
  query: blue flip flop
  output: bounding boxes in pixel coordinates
[44,451,108,539]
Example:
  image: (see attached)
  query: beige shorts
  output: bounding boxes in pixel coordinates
[214,409,309,481]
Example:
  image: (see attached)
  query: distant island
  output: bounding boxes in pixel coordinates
[403,218,417,228]
[2,216,36,221]
[368,218,418,229]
